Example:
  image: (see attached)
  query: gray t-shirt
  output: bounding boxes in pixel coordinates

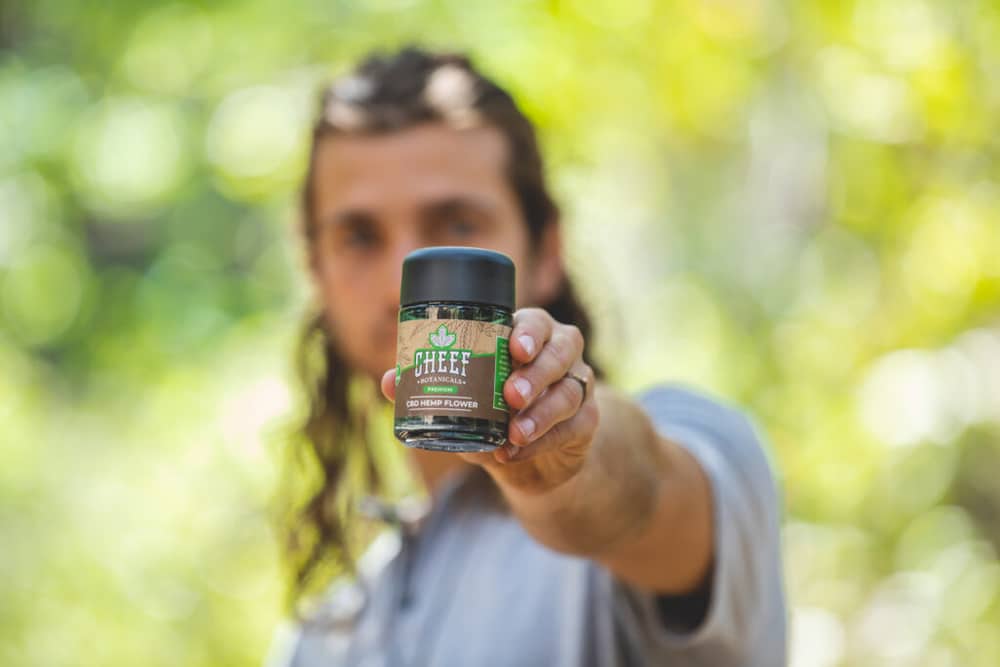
[270,384,786,666]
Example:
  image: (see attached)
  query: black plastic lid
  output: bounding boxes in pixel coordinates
[400,246,515,310]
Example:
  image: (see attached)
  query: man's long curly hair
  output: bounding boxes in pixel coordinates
[280,46,605,616]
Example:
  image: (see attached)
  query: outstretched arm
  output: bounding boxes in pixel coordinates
[382,306,714,595]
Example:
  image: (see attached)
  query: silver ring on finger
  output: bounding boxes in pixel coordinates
[563,370,589,409]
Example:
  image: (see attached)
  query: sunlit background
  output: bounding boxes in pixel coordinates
[2,0,999,665]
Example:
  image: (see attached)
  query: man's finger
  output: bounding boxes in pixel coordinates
[509,363,593,446]
[506,397,599,463]
[504,324,584,411]
[380,368,396,402]
[510,307,554,364]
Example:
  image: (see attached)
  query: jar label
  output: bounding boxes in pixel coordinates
[395,318,512,422]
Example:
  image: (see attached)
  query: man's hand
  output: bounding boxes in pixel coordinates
[380,307,600,494]
[381,307,715,594]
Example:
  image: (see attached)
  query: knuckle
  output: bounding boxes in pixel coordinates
[566,324,584,350]
[558,380,581,412]
[549,333,576,368]
[533,403,553,430]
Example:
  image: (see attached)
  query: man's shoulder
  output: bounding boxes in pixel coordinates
[634,382,778,478]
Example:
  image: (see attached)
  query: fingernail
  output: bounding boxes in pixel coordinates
[517,417,535,440]
[518,335,535,357]
[513,377,532,401]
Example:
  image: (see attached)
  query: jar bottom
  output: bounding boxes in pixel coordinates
[395,417,508,453]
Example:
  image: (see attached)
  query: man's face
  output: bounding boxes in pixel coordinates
[309,122,552,383]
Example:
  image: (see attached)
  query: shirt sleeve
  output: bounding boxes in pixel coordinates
[610,383,787,666]
[262,619,303,667]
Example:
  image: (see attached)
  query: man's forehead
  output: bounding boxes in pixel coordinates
[313,122,512,209]
[317,122,508,176]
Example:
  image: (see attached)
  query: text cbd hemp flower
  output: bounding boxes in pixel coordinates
[394,246,514,452]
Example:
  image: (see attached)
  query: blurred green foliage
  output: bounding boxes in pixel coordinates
[2,0,999,665]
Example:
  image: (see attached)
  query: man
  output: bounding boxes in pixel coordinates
[275,46,786,666]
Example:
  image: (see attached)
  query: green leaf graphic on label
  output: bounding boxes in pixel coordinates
[429,324,456,349]
[395,364,401,385]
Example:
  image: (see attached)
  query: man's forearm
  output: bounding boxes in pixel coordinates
[499,384,662,553]
[495,383,715,594]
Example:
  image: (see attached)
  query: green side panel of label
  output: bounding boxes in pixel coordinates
[493,336,510,411]
[422,385,458,394]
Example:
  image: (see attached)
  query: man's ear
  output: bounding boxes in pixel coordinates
[531,222,565,305]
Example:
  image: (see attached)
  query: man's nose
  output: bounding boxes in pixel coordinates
[385,238,421,307]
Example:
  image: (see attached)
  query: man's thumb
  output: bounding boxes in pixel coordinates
[380,368,396,402]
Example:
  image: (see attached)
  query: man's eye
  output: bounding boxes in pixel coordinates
[345,226,378,247]
[447,219,477,236]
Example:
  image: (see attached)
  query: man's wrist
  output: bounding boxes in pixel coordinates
[495,384,666,557]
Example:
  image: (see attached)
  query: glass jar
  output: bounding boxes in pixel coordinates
[393,247,515,453]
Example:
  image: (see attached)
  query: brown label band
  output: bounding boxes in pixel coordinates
[395,318,512,422]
